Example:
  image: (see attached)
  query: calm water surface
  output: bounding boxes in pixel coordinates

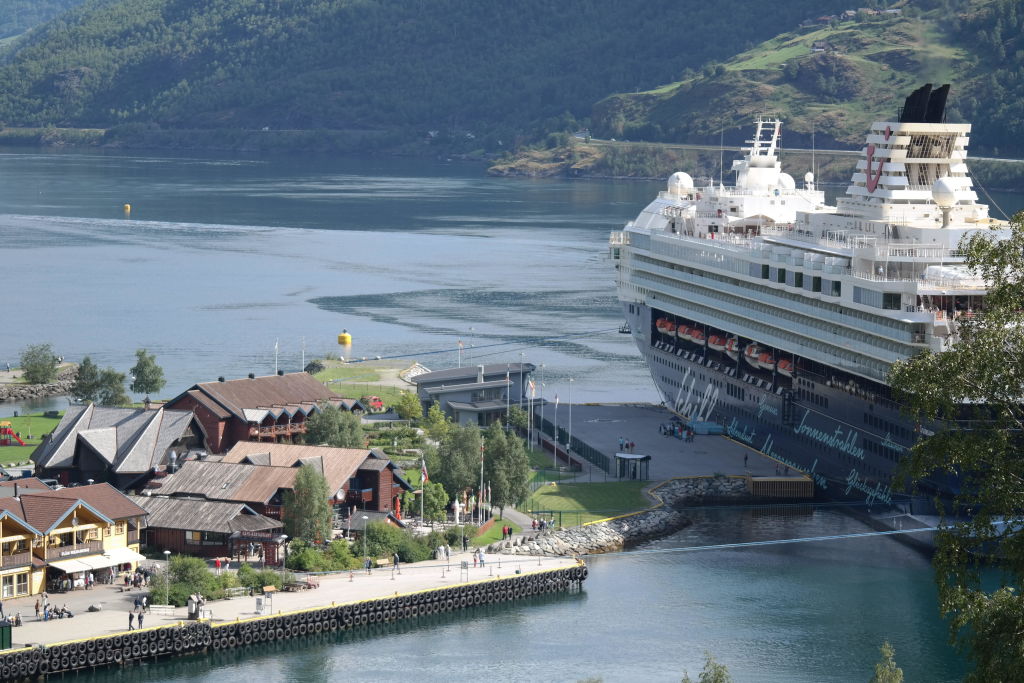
[3,147,1016,680]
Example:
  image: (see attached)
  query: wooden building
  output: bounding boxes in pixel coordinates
[129,495,284,564]
[0,483,147,599]
[163,372,362,454]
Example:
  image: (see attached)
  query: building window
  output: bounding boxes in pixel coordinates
[185,531,227,546]
[115,522,125,535]
[2,572,28,598]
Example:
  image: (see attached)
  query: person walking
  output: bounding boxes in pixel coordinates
[744,453,748,469]
[462,535,468,552]
[472,552,478,568]
[142,595,149,613]
[137,609,144,629]
[34,599,41,621]
[128,611,135,631]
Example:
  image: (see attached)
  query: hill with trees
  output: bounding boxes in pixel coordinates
[587,0,1023,158]
[0,0,847,150]
[0,0,87,41]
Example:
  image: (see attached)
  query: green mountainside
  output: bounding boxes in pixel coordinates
[589,0,1023,157]
[0,0,88,41]
[0,0,846,149]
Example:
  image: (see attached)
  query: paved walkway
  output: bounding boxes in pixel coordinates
[1,552,575,649]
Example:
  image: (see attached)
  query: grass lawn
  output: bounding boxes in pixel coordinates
[525,481,650,526]
[472,518,521,547]
[0,412,62,466]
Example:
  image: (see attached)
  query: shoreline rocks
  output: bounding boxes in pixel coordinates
[0,367,77,403]
[489,476,748,557]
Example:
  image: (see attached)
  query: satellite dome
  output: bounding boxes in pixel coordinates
[932,177,957,208]
[804,172,815,183]
[778,173,796,190]
[667,172,694,195]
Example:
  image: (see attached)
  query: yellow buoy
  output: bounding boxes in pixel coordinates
[337,329,352,345]
[123,203,131,216]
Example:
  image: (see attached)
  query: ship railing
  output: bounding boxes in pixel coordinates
[853,243,965,260]
[609,231,629,246]
[850,270,987,289]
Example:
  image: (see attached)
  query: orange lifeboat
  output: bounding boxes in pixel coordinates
[677,325,692,341]
[655,318,668,332]
[707,335,726,352]
[757,352,776,372]
[725,338,739,361]
[744,343,763,368]
[690,329,706,346]
[777,359,795,377]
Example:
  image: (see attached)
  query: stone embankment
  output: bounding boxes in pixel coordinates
[0,367,77,403]
[490,476,748,557]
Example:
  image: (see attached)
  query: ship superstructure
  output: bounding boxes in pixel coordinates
[610,85,1006,502]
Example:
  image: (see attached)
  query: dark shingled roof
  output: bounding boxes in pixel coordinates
[175,373,336,422]
[43,483,149,521]
[128,495,281,534]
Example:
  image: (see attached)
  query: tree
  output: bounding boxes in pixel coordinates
[436,424,480,498]
[283,464,332,545]
[681,652,731,683]
[18,343,58,384]
[423,402,451,440]
[403,479,449,523]
[304,403,364,448]
[96,368,129,406]
[869,641,903,683]
[889,213,1024,681]
[129,348,166,397]
[483,421,531,519]
[71,356,101,402]
[393,391,423,421]
[507,404,528,431]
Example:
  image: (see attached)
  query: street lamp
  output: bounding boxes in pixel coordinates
[162,550,171,606]
[568,377,574,458]
[281,534,288,568]
[361,515,369,564]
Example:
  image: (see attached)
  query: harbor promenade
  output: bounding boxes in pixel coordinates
[1,553,575,650]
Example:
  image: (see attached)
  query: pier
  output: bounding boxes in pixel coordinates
[0,554,584,678]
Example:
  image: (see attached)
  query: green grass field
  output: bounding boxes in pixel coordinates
[472,518,522,547]
[525,481,650,526]
[0,412,62,465]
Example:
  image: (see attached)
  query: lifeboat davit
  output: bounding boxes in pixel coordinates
[677,325,692,341]
[777,359,795,377]
[708,335,726,352]
[744,343,763,368]
[757,352,775,371]
[690,329,706,346]
[725,338,739,360]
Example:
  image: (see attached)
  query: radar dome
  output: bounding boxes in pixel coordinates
[804,172,814,183]
[778,173,796,190]
[667,172,694,195]
[931,177,957,208]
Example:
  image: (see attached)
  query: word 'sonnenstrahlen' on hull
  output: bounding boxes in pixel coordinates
[610,84,1006,504]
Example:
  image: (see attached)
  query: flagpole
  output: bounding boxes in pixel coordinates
[553,395,559,470]
[274,339,279,374]
[479,443,485,525]
[505,365,510,430]
[420,457,425,523]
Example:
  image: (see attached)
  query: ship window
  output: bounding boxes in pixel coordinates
[761,265,769,279]
[812,276,822,293]
[830,281,841,297]
[882,293,900,310]
[794,273,803,288]
[777,268,786,284]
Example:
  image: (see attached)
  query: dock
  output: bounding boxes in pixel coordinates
[0,554,583,678]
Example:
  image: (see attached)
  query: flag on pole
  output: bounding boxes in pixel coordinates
[458,340,464,349]
[421,458,429,484]
[528,379,536,397]
[555,394,559,407]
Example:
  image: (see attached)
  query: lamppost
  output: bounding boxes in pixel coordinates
[568,377,574,460]
[162,550,171,606]
[361,515,369,563]
[519,352,526,408]
[281,534,288,568]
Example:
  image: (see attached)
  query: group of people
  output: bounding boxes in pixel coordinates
[659,423,695,441]
[471,549,486,567]
[33,595,72,622]
[499,525,514,540]
[531,518,554,531]
[618,436,637,453]
[434,545,452,561]
[123,568,149,590]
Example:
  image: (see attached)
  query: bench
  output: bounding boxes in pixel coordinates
[149,604,175,616]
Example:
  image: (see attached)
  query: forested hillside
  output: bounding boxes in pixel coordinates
[0,0,846,148]
[588,0,1024,157]
[0,0,87,40]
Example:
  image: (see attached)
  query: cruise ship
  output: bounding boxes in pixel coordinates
[610,85,1005,503]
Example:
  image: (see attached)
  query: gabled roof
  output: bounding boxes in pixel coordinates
[128,495,282,534]
[0,508,43,536]
[0,478,53,498]
[43,483,149,521]
[0,494,114,534]
[157,460,297,505]
[170,373,336,423]
[223,442,371,497]
[31,405,197,475]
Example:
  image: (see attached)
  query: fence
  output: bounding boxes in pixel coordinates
[535,418,610,474]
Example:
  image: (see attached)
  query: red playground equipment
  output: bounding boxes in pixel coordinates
[0,421,26,446]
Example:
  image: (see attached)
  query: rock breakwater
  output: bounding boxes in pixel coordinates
[0,367,77,403]
[490,476,748,557]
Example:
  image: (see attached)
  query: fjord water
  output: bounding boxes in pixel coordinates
[3,147,1015,680]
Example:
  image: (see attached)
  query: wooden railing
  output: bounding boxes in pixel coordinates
[1,551,31,568]
[45,540,103,561]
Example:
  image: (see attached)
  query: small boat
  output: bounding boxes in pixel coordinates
[619,323,632,334]
[744,343,763,368]
[665,322,677,336]
[655,318,668,333]
[707,335,726,352]
[725,337,739,361]
[677,325,692,341]
[777,359,795,377]
[757,352,775,371]
[690,329,706,346]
